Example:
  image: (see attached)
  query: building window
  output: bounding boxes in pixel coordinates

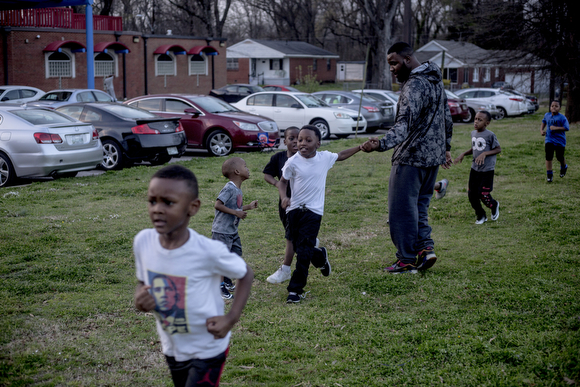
[227,58,239,71]
[313,59,318,71]
[46,51,73,78]
[327,59,331,71]
[484,68,490,82]
[473,67,479,82]
[269,59,283,70]
[94,52,115,77]
[444,68,458,83]
[156,53,175,76]
[495,68,499,78]
[189,55,207,75]
[464,68,469,83]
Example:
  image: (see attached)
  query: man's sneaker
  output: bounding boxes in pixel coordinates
[475,216,487,225]
[435,179,449,199]
[266,266,291,284]
[560,165,568,178]
[286,292,305,303]
[221,283,233,300]
[223,277,235,291]
[384,260,418,274]
[319,247,331,276]
[491,201,500,221]
[417,247,437,271]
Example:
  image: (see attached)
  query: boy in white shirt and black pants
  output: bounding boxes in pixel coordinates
[277,125,364,303]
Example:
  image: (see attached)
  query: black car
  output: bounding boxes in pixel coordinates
[209,84,264,103]
[57,103,187,170]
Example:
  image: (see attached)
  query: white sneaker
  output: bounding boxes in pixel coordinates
[491,201,500,221]
[435,179,449,199]
[267,266,291,284]
[475,216,487,225]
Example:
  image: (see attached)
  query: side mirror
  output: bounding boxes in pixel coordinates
[184,108,201,117]
[1,97,9,101]
[290,103,303,109]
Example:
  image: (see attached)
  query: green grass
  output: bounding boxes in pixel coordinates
[1,110,579,386]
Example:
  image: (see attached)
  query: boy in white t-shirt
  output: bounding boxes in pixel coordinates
[134,165,254,387]
[277,125,364,303]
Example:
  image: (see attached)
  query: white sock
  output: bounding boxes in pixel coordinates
[282,265,291,271]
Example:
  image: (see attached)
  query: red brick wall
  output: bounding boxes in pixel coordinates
[289,58,336,84]
[0,28,227,99]
[227,58,249,84]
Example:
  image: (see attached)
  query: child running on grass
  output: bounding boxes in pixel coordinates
[541,100,570,182]
[277,125,364,303]
[454,111,501,224]
[212,157,258,299]
[263,127,300,284]
[134,165,253,387]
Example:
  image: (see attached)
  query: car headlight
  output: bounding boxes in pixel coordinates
[233,121,259,131]
[333,112,351,119]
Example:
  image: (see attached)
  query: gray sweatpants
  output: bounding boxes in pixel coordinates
[388,164,439,263]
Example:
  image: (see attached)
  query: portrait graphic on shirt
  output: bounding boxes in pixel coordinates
[148,271,188,335]
[472,136,487,151]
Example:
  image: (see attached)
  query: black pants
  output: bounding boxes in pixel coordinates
[165,349,228,387]
[286,208,326,294]
[468,169,497,219]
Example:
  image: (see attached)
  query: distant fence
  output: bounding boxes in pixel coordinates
[0,8,122,31]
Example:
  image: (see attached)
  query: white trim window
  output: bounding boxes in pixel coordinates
[94,52,116,77]
[189,55,207,75]
[473,67,479,82]
[227,58,239,71]
[45,50,75,78]
[155,53,176,76]
[484,67,490,82]
[495,68,500,78]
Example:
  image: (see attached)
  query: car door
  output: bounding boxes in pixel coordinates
[1,89,21,102]
[272,94,306,130]
[165,98,204,146]
[240,93,275,120]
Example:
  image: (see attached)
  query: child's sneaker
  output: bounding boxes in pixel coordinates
[221,283,233,300]
[223,277,235,291]
[435,179,449,199]
[560,165,568,178]
[491,201,500,221]
[286,292,305,303]
[319,247,331,276]
[266,266,291,284]
[547,176,553,183]
[475,216,487,224]
[417,247,437,271]
[384,260,418,274]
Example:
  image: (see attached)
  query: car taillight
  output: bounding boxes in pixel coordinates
[131,124,160,134]
[176,122,184,132]
[448,102,460,107]
[34,132,63,144]
[92,129,99,140]
[363,106,380,112]
[509,97,523,102]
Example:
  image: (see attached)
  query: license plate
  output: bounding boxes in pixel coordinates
[69,134,84,145]
[167,147,178,155]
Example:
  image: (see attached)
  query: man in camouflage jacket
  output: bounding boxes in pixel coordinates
[363,41,453,274]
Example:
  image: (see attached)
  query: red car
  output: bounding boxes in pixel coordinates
[262,85,300,92]
[125,94,279,156]
[445,90,471,122]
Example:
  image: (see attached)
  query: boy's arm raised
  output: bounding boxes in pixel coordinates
[206,264,254,339]
[336,145,362,161]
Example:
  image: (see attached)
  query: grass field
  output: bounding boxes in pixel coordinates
[1,110,579,386]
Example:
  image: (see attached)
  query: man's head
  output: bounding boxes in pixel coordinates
[151,275,179,312]
[387,42,418,83]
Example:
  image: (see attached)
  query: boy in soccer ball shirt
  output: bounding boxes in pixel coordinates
[541,100,570,182]
[277,125,363,303]
[454,111,502,224]
[134,165,253,387]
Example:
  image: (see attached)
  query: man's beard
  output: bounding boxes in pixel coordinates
[396,64,412,83]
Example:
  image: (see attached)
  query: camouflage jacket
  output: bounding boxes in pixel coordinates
[378,62,453,167]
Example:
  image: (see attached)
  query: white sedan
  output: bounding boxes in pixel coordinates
[231,91,366,140]
[454,88,528,119]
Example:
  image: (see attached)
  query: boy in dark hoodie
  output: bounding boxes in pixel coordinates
[362,41,453,274]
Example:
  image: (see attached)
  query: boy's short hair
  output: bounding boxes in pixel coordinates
[222,157,243,178]
[152,165,198,199]
[300,125,321,141]
[285,126,300,135]
[551,100,561,106]
[388,42,414,57]
[478,110,492,122]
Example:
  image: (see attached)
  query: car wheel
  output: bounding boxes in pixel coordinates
[365,127,379,134]
[462,108,474,123]
[495,107,506,120]
[100,139,124,170]
[312,119,330,140]
[0,152,16,188]
[335,134,350,139]
[53,171,78,179]
[149,154,172,166]
[206,131,233,156]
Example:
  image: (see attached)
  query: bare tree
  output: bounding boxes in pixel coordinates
[164,0,233,37]
[412,0,445,48]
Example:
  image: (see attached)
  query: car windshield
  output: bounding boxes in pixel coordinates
[285,86,300,92]
[39,92,72,101]
[295,94,327,108]
[191,96,239,113]
[11,108,76,125]
[100,104,158,119]
[249,85,265,93]
[0,89,5,94]
[445,90,461,99]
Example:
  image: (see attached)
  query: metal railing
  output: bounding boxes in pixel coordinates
[0,8,122,31]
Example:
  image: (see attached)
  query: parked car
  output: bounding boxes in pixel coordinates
[311,90,394,132]
[352,89,399,114]
[56,103,186,170]
[449,92,501,122]
[453,88,528,119]
[209,84,264,103]
[262,85,300,92]
[505,89,539,111]
[443,90,471,123]
[231,91,367,140]
[0,104,102,187]
[125,94,280,157]
[29,89,116,109]
[491,81,513,89]
[0,86,45,103]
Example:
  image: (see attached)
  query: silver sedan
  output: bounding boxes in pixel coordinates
[0,104,103,187]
